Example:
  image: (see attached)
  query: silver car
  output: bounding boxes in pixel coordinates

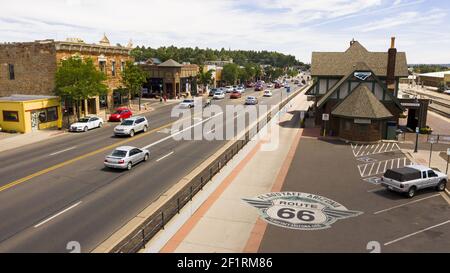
[114,116,148,137]
[104,146,150,170]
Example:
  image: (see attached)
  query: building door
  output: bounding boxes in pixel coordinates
[31,111,39,131]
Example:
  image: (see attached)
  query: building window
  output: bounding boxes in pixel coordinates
[8,64,15,80]
[99,61,106,74]
[100,95,108,109]
[121,61,125,72]
[38,107,58,123]
[3,111,19,122]
[344,120,351,131]
[112,61,116,77]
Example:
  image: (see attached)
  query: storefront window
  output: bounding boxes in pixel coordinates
[3,111,19,122]
[37,107,58,123]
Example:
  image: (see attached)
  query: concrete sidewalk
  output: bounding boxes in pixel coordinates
[0,129,66,153]
[157,90,315,253]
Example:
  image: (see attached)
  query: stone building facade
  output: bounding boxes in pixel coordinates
[0,35,133,124]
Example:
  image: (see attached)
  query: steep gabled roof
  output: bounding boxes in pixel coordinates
[331,85,393,120]
[158,59,182,67]
[311,41,408,77]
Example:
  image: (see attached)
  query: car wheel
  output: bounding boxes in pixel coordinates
[84,126,88,132]
[436,180,447,191]
[98,122,103,128]
[407,187,416,198]
[129,130,135,137]
[143,126,148,132]
[144,153,149,162]
[127,162,132,170]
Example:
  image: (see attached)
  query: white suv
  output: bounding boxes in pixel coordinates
[114,116,149,137]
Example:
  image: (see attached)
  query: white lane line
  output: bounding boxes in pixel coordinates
[390,159,394,169]
[357,145,365,157]
[368,163,375,177]
[374,194,441,215]
[142,112,223,150]
[34,201,82,228]
[384,220,450,246]
[383,160,388,173]
[156,151,174,162]
[377,143,385,154]
[49,146,76,156]
[376,161,381,174]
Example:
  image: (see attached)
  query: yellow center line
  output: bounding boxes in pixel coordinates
[0,119,184,193]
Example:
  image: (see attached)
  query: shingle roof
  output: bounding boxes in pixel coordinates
[331,85,393,120]
[311,41,408,77]
[158,59,182,67]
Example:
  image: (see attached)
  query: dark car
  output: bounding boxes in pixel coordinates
[109,107,133,122]
[209,88,218,97]
[254,85,263,91]
[246,82,255,88]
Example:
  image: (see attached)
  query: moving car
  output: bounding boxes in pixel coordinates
[246,82,255,88]
[267,83,274,88]
[381,165,448,198]
[104,146,150,170]
[209,88,218,97]
[254,85,263,91]
[109,107,132,122]
[224,86,234,93]
[263,90,273,97]
[213,91,225,99]
[236,87,245,93]
[114,116,149,137]
[275,82,282,89]
[230,91,242,99]
[179,99,195,108]
[69,116,103,132]
[245,96,258,105]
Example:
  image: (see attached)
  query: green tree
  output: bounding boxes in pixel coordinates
[222,63,239,85]
[197,67,215,94]
[122,61,148,110]
[55,56,108,119]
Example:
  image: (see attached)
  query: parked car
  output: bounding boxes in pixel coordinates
[69,116,103,132]
[236,87,245,93]
[109,107,132,122]
[230,91,242,99]
[104,146,150,170]
[209,88,218,97]
[381,165,448,198]
[213,91,226,100]
[245,96,258,105]
[114,116,149,137]
[179,99,195,108]
[263,90,273,97]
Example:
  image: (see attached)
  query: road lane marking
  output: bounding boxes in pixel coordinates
[374,194,441,215]
[156,152,174,162]
[34,201,82,228]
[49,146,77,156]
[384,220,450,246]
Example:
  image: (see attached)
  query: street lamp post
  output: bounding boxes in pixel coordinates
[414,127,419,153]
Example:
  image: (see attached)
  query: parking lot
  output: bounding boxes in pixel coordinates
[258,133,450,253]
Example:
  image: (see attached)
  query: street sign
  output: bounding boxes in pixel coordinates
[322,114,330,121]
[416,127,420,134]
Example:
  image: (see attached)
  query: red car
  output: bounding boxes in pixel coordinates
[109,107,133,122]
[275,83,282,89]
[230,91,242,99]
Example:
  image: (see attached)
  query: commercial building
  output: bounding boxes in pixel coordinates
[0,35,133,124]
[0,95,62,133]
[418,71,450,88]
[306,38,419,142]
[139,59,199,99]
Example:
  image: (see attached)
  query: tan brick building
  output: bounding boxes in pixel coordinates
[0,35,133,123]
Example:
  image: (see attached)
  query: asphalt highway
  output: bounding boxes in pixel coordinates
[0,84,302,252]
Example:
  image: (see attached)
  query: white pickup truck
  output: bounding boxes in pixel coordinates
[381,165,448,198]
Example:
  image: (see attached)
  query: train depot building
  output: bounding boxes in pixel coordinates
[307,38,429,143]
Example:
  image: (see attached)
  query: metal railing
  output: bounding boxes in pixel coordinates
[110,87,304,253]
[427,134,450,144]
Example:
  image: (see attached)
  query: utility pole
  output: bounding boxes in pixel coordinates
[414,127,419,153]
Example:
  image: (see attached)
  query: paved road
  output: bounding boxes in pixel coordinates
[0,84,303,252]
[258,132,450,253]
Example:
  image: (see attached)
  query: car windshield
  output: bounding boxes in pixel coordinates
[215,92,222,95]
[120,120,134,126]
[183,100,193,103]
[114,110,123,114]
[111,150,127,158]
[78,118,90,123]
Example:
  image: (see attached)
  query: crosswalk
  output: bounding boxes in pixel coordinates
[357,157,414,178]
[351,143,400,157]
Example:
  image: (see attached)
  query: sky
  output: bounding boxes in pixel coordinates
[0,0,449,64]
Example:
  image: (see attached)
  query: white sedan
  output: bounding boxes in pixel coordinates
[263,90,273,97]
[179,99,195,108]
[213,91,226,99]
[70,116,103,132]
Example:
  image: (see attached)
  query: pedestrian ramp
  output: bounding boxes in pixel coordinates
[351,143,400,157]
[357,157,415,178]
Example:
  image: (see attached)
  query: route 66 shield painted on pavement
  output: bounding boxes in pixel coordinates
[243,192,363,230]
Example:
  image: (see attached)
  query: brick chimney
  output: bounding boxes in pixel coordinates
[386,37,397,93]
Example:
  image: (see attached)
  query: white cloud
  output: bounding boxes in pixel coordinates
[0,0,448,63]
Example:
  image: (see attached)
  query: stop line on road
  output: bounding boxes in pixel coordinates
[351,143,401,157]
[358,157,415,178]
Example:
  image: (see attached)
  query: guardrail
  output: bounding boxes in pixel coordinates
[109,86,306,253]
[427,134,450,144]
